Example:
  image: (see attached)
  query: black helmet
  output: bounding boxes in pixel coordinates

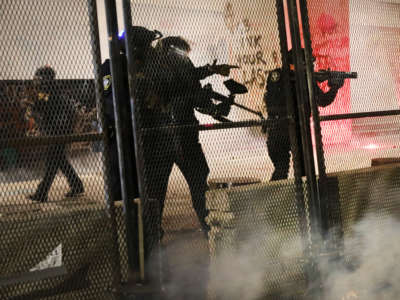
[129,26,163,49]
[116,26,162,54]
[157,36,191,53]
[34,66,56,81]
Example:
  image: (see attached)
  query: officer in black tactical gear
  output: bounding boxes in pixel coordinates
[28,66,84,202]
[146,35,236,300]
[101,26,164,206]
[124,26,181,287]
[152,36,235,236]
[263,50,345,181]
[100,30,140,202]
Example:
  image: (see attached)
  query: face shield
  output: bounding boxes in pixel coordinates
[157,36,191,63]
[169,45,190,57]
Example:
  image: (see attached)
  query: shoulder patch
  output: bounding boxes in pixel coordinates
[270,70,280,82]
[103,74,111,91]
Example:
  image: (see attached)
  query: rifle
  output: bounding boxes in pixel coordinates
[200,79,264,120]
[314,70,358,82]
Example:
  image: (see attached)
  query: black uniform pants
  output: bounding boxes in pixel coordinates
[108,137,122,201]
[35,144,83,197]
[106,138,140,202]
[267,124,291,181]
[142,130,210,255]
[175,135,210,233]
[141,130,210,296]
[267,119,307,181]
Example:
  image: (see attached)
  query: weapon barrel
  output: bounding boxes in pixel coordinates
[213,115,232,123]
[314,71,358,81]
[232,103,264,119]
[347,72,358,79]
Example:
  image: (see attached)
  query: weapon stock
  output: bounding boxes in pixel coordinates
[223,79,264,119]
[201,79,264,119]
[223,79,248,95]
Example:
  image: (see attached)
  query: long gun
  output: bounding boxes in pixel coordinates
[314,70,358,82]
[200,79,264,119]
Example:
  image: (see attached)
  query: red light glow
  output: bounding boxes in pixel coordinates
[363,143,381,150]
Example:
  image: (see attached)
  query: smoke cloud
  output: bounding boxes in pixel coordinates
[157,214,400,300]
[321,214,400,300]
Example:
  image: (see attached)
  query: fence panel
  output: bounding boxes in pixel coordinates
[0,1,120,299]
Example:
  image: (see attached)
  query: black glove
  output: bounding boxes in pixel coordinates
[328,77,345,89]
[208,59,239,77]
[215,95,234,117]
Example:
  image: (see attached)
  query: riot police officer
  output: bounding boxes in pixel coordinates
[100,30,140,202]
[153,36,235,236]
[100,27,168,205]
[147,35,236,300]
[126,30,234,291]
[28,66,84,202]
[263,50,344,181]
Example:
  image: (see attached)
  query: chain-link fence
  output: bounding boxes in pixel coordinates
[305,0,400,299]
[0,0,121,299]
[2,0,400,299]
[123,0,400,299]
[122,0,312,299]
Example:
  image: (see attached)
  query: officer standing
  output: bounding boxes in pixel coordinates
[154,36,236,236]
[263,50,344,181]
[100,30,140,202]
[28,66,84,202]
[127,31,235,289]
[152,36,235,299]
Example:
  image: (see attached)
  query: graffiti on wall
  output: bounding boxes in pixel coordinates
[235,30,269,89]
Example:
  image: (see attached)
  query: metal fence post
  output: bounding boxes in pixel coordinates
[120,0,163,294]
[275,0,313,286]
[286,0,323,298]
[87,0,122,291]
[298,0,344,245]
[103,0,140,277]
